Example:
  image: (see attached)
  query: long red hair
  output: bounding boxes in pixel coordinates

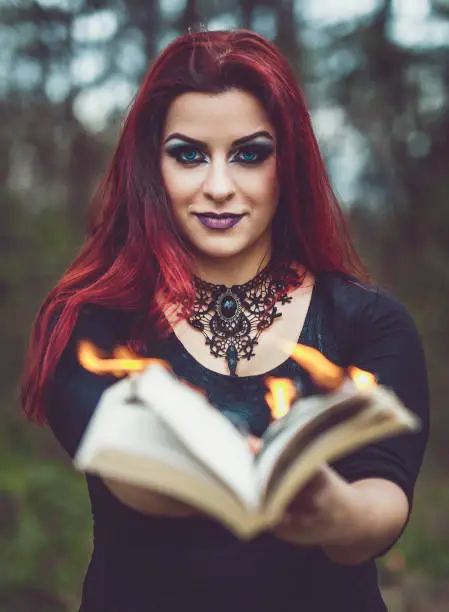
[22,29,368,423]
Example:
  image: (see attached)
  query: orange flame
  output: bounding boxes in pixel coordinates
[347,366,377,389]
[78,340,170,377]
[282,341,376,391]
[287,343,345,389]
[265,377,297,420]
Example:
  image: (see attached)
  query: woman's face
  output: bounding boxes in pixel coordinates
[160,88,279,267]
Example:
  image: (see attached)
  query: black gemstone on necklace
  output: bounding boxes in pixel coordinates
[221,294,237,318]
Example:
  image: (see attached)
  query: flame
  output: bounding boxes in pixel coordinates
[265,377,297,420]
[78,340,170,377]
[280,340,377,391]
[347,366,377,389]
[286,342,345,390]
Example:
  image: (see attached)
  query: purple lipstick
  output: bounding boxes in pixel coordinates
[195,213,244,230]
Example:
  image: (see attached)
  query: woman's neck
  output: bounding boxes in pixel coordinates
[191,252,271,287]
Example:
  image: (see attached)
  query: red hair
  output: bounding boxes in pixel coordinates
[22,29,369,423]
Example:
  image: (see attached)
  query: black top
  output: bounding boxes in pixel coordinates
[45,271,429,612]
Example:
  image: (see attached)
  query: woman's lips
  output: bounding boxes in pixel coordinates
[195,214,244,230]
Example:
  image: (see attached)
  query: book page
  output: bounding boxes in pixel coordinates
[255,385,419,506]
[74,376,258,534]
[138,365,259,509]
[259,386,419,522]
[254,387,368,494]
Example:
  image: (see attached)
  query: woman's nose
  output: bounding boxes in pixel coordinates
[202,161,236,203]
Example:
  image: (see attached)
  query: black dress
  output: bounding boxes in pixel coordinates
[45,271,429,612]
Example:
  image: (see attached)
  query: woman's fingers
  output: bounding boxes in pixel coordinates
[247,435,263,455]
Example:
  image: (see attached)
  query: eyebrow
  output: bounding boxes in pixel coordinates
[163,130,274,147]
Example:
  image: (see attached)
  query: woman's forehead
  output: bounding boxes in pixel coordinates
[162,89,275,144]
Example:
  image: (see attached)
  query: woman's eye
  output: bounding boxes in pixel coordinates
[180,148,201,163]
[241,151,258,162]
[167,146,204,165]
[234,146,272,164]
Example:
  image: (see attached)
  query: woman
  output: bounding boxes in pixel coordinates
[22,30,428,611]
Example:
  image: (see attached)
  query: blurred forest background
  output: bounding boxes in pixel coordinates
[1,0,448,610]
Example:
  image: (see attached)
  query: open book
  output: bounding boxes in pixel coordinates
[74,364,420,539]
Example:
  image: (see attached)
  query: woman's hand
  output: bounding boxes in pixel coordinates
[271,464,410,565]
[272,464,357,547]
[247,434,263,455]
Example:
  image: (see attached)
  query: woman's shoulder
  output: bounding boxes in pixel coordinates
[316,269,410,324]
[313,270,422,365]
[64,303,139,350]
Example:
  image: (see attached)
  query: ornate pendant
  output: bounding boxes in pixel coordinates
[217,288,241,322]
[226,343,238,376]
[185,262,303,377]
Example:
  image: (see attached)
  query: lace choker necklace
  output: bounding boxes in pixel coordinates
[184,262,303,377]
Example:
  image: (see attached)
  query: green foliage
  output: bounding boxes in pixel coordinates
[0,442,91,610]
[394,476,449,580]
[0,189,88,610]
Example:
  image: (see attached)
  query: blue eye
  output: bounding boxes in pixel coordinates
[241,151,258,162]
[181,149,200,162]
[234,145,273,164]
[166,145,204,165]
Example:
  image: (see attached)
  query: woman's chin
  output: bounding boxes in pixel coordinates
[192,246,248,261]
[187,233,250,260]
[185,227,272,265]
